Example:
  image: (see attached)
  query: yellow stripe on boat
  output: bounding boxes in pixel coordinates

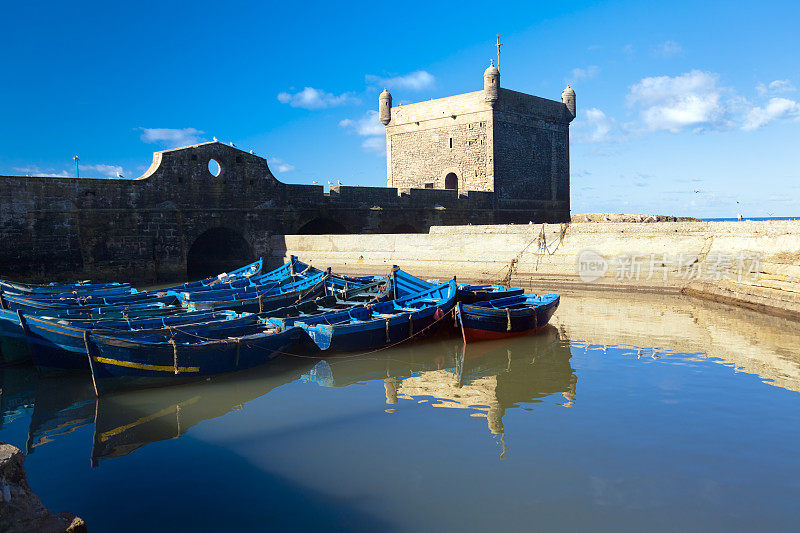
[99,396,201,442]
[92,356,200,373]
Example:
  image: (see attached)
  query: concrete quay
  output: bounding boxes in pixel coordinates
[273,220,800,320]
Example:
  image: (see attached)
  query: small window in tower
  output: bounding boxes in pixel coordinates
[424,183,434,189]
[449,138,453,149]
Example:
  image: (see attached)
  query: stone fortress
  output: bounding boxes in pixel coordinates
[0,63,576,282]
[381,61,575,212]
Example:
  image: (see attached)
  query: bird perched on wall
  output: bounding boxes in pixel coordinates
[230,142,236,147]
[337,180,342,186]
[312,181,318,184]
[212,136,218,142]
[249,150,254,154]
[584,215,590,222]
[604,216,611,222]
[116,172,124,178]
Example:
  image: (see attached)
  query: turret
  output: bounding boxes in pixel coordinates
[561,85,576,120]
[483,60,500,105]
[379,88,392,126]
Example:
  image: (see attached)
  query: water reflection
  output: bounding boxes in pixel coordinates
[548,289,800,393]
[2,288,798,470]
[0,365,36,428]
[303,327,577,456]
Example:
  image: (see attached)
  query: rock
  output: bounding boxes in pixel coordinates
[0,443,86,532]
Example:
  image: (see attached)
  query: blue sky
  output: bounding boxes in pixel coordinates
[1,0,798,217]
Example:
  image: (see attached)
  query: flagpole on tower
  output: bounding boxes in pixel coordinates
[496,34,503,71]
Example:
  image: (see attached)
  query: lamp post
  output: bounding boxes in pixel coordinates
[73,155,80,178]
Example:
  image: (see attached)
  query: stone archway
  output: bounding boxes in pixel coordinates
[296,218,348,235]
[187,227,254,280]
[444,172,458,191]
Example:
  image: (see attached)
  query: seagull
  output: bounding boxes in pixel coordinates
[312,181,318,184]
[337,180,342,186]
[249,150,254,154]
[637,215,643,222]
[230,142,236,147]
[116,172,124,178]
[327,180,333,185]
[604,216,611,222]
[584,215,590,222]
[212,136,218,142]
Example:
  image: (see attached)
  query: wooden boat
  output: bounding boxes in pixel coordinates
[456,293,560,342]
[183,270,332,312]
[1,291,179,314]
[389,267,523,303]
[268,279,458,352]
[0,279,132,296]
[85,323,304,395]
[17,310,244,372]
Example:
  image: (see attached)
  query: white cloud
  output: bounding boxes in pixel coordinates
[83,164,125,178]
[572,108,616,143]
[268,157,295,173]
[140,127,204,148]
[627,70,730,133]
[741,97,800,130]
[652,40,684,58]
[570,65,599,83]
[13,166,69,177]
[622,44,636,57]
[339,110,384,136]
[339,110,385,155]
[756,79,796,96]
[360,136,386,154]
[276,87,360,109]
[365,70,435,91]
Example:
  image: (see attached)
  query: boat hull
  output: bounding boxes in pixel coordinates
[87,327,303,395]
[458,295,560,343]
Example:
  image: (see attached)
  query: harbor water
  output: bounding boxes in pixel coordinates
[1,289,799,531]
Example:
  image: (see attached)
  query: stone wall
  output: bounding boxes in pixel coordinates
[383,87,572,220]
[1,142,566,283]
[273,220,800,320]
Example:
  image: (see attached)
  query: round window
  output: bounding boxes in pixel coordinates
[208,159,221,177]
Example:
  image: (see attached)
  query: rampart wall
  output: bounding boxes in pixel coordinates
[274,221,800,320]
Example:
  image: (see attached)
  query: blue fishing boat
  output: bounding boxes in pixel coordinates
[85,323,304,395]
[0,279,133,296]
[389,267,523,303]
[268,279,458,352]
[183,270,332,313]
[455,293,560,342]
[17,310,245,372]
[0,291,179,314]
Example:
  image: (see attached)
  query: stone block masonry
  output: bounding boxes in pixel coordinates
[273,220,800,321]
[0,142,562,283]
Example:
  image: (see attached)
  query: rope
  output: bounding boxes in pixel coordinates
[170,338,179,375]
[165,305,458,361]
[506,308,512,332]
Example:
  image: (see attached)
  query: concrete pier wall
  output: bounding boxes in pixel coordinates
[272,220,800,320]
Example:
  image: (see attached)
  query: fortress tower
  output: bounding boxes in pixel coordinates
[380,63,575,219]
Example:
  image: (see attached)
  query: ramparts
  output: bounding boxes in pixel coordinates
[0,142,565,283]
[273,220,800,320]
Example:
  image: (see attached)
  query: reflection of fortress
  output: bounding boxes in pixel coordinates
[392,331,576,437]
[307,328,577,450]
[550,289,800,394]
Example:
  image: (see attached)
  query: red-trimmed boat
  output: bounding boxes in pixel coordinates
[456,293,560,342]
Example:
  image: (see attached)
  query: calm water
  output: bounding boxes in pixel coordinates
[1,290,800,531]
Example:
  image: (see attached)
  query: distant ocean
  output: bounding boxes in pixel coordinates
[702,216,800,221]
